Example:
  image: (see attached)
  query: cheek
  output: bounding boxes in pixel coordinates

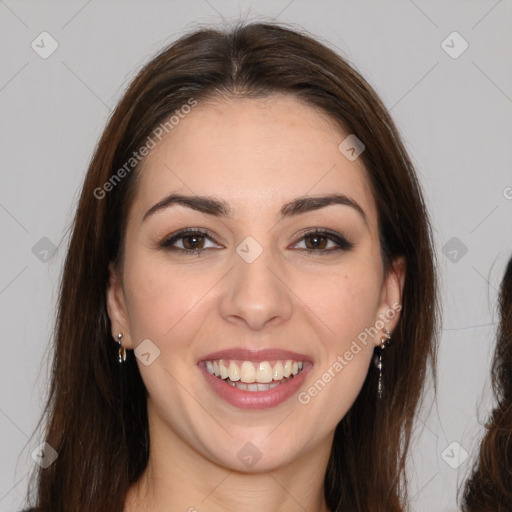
[295,271,380,426]
[123,256,212,350]
[303,266,382,349]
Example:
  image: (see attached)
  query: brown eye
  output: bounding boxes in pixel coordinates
[304,233,329,250]
[182,233,206,250]
[292,229,354,253]
[160,229,222,253]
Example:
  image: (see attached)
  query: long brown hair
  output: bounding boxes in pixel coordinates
[462,256,512,511]
[26,22,438,512]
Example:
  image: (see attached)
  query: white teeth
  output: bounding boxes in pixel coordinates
[240,361,256,383]
[219,360,229,379]
[230,381,283,391]
[228,361,240,381]
[273,361,284,380]
[204,358,305,388]
[256,361,273,383]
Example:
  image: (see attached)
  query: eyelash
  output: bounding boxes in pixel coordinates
[159,228,354,255]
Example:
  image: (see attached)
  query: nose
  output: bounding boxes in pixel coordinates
[219,250,294,331]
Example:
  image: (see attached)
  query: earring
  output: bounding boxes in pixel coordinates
[377,328,392,399]
[117,333,127,364]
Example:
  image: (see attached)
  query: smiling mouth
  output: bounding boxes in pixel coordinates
[204,359,305,392]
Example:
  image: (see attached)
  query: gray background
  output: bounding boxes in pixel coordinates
[1,1,511,511]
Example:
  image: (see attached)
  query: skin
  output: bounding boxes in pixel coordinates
[107,94,405,512]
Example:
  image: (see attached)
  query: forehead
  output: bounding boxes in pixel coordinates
[130,94,377,225]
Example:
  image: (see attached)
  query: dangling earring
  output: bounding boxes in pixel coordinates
[377,328,392,399]
[117,333,127,364]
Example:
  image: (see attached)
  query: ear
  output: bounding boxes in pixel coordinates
[106,262,134,349]
[374,256,406,345]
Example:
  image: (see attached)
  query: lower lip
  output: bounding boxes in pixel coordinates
[198,362,312,409]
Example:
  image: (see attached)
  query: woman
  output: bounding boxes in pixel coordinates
[462,255,512,511]
[24,22,438,512]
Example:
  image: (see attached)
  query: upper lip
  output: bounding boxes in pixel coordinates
[199,348,312,363]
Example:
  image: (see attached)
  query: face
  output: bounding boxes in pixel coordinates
[107,94,404,473]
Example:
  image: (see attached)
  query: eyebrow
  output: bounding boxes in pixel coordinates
[142,193,367,224]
